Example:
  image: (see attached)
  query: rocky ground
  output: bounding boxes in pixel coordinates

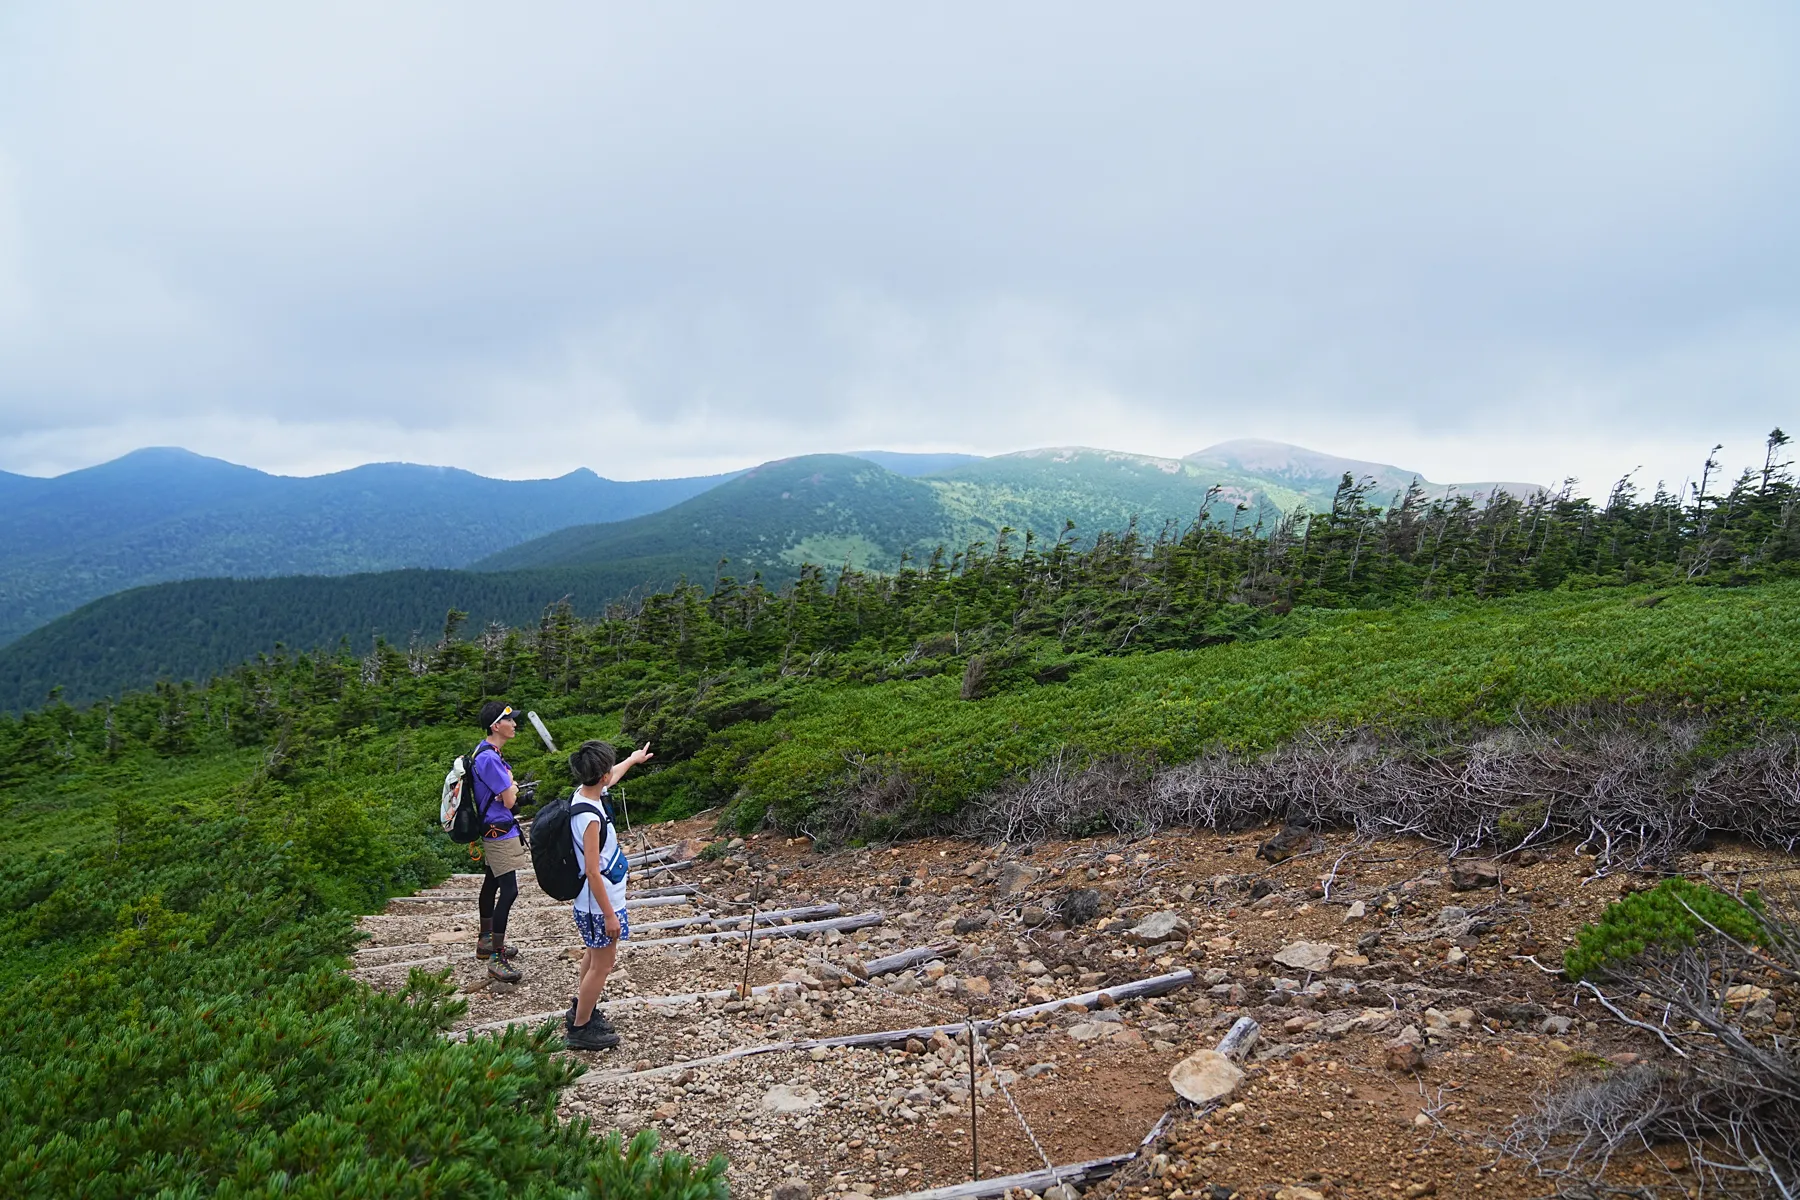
[351,822,1796,1200]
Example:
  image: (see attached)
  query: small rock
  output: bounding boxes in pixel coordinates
[773,1182,813,1200]
[960,976,991,998]
[1385,1039,1425,1072]
[809,1046,830,1061]
[760,1083,821,1113]
[953,912,991,935]
[1444,946,1467,966]
[904,1038,925,1054]
[1272,941,1336,973]
[1274,1188,1326,1200]
[1044,1186,1080,1200]
[1168,1049,1245,1103]
[1126,911,1192,945]
[1021,905,1049,927]
[1331,952,1369,969]
[1249,879,1279,901]
[1448,859,1500,891]
[936,975,960,994]
[1053,888,1103,926]
[1403,1183,1436,1198]
[1257,825,1312,863]
[1344,900,1366,921]
[996,862,1040,895]
[1539,1015,1572,1035]
[1412,1113,1432,1129]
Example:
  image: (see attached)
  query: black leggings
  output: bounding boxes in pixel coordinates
[479,865,519,944]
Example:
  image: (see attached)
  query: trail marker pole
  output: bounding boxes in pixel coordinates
[739,887,759,999]
[967,1013,980,1182]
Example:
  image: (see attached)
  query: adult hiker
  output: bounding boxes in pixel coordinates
[473,700,530,983]
[565,738,653,1051]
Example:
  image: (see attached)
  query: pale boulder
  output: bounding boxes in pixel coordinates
[1168,1049,1245,1104]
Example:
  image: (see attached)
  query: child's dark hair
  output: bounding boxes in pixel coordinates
[569,739,617,788]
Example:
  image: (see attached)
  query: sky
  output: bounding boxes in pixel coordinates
[0,3,1795,495]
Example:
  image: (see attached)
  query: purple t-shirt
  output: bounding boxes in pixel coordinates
[472,746,518,840]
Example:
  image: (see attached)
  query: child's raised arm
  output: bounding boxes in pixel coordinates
[604,743,653,788]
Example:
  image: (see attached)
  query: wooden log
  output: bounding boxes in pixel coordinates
[1216,1015,1261,1062]
[351,955,455,973]
[366,893,693,921]
[998,969,1195,1022]
[634,858,695,877]
[630,910,883,949]
[627,844,679,866]
[862,942,960,978]
[572,968,1198,1082]
[636,884,700,899]
[629,903,840,935]
[575,1015,1005,1084]
[874,1151,1136,1200]
[450,976,804,1040]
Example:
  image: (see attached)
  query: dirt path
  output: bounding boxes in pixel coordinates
[353,822,1792,1199]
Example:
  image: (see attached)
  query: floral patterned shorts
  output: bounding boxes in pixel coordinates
[573,907,630,949]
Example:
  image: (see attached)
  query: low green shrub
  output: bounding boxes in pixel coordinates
[1564,879,1767,982]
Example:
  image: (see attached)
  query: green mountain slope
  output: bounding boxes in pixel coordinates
[1185,438,1544,508]
[477,454,947,575]
[0,440,1551,707]
[0,448,736,646]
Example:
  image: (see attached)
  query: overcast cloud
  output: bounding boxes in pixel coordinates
[0,3,1795,494]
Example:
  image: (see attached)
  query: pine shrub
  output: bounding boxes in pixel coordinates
[1564,878,1766,982]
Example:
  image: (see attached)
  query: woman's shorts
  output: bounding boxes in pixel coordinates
[573,907,630,949]
[481,832,531,876]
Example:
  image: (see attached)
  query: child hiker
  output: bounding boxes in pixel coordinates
[565,738,653,1051]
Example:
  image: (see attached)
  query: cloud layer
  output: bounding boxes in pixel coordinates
[1,3,1795,493]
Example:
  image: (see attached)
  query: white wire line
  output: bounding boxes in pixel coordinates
[976,1029,1060,1180]
[672,877,1070,1173]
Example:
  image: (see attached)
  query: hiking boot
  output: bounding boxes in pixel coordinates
[564,1021,621,1051]
[477,919,518,960]
[487,953,522,984]
[566,997,615,1033]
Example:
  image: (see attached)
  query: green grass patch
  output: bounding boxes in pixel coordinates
[733,582,1800,829]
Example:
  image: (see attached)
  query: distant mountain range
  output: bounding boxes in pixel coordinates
[0,440,1539,708]
[0,447,992,650]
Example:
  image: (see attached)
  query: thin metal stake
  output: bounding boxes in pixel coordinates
[739,886,759,999]
[967,1014,980,1181]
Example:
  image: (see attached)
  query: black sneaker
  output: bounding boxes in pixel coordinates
[565,1022,621,1051]
[565,997,615,1033]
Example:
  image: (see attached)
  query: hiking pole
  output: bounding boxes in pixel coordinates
[967,1011,980,1182]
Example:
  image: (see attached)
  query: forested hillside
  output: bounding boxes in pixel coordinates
[0,447,738,646]
[0,434,1780,710]
[0,440,1545,706]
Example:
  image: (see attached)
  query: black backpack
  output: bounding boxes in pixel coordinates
[530,795,609,901]
[439,742,496,845]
